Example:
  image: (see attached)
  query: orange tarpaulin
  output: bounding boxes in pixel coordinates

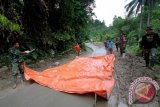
[24,54,115,98]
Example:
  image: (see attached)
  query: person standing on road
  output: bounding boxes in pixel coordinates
[9,42,27,89]
[107,40,114,54]
[119,33,127,58]
[104,39,108,54]
[104,40,108,49]
[139,38,144,57]
[140,27,160,68]
[74,43,81,56]
[115,39,119,52]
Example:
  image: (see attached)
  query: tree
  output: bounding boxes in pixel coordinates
[125,0,160,38]
[88,19,108,41]
[0,0,96,53]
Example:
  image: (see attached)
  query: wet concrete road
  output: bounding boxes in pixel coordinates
[0,84,94,107]
[0,43,107,107]
[86,42,106,56]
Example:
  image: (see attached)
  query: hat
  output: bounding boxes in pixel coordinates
[146,27,152,31]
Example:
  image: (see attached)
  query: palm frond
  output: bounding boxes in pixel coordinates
[125,0,143,16]
[136,3,141,13]
[125,0,135,12]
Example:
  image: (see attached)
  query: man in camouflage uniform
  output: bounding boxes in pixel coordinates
[9,42,25,89]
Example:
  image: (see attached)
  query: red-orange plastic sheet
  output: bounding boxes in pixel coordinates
[24,54,115,98]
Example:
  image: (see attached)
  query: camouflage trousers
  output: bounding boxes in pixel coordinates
[11,62,24,83]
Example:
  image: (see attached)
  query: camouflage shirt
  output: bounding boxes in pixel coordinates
[9,47,23,63]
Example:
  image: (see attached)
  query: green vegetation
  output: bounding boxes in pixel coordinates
[0,15,20,32]
[89,0,160,57]
[1,0,160,67]
[0,0,95,67]
[88,20,109,41]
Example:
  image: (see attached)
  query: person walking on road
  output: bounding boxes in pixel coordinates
[140,27,160,68]
[119,33,127,58]
[115,39,119,52]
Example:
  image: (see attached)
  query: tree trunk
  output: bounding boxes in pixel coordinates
[139,0,145,39]
[147,11,150,26]
[0,0,8,14]
[139,12,143,38]
[147,0,155,26]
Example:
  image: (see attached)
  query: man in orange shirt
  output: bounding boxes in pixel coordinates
[74,43,80,56]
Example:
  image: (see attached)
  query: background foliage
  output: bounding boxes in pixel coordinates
[89,0,160,57]
[1,0,160,67]
[0,0,95,67]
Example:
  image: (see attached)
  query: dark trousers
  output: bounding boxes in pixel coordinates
[120,48,125,56]
[144,50,150,67]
